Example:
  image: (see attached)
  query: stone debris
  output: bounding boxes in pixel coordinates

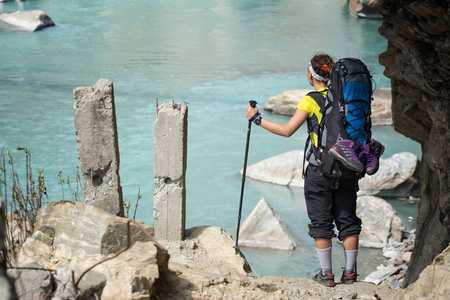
[364,231,416,289]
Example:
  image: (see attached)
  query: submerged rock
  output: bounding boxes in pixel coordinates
[0,10,54,32]
[238,198,298,250]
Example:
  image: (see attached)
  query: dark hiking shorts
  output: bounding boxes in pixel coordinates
[304,165,362,241]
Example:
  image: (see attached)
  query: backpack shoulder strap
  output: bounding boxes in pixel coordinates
[302,90,328,178]
[306,90,327,111]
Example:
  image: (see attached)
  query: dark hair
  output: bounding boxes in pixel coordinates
[310,53,334,81]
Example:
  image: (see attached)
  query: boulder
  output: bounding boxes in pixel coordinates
[238,198,298,250]
[263,88,392,126]
[169,226,255,279]
[245,150,420,198]
[243,150,305,188]
[357,196,405,248]
[263,90,309,116]
[358,152,421,198]
[349,0,383,19]
[0,10,54,32]
[14,201,169,299]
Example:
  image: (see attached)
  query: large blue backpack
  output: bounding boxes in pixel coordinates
[304,58,373,179]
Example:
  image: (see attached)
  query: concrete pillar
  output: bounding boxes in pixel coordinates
[73,78,124,216]
[153,101,187,241]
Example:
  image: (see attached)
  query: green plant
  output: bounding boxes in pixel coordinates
[1,147,49,266]
[57,166,82,202]
[1,147,83,266]
[123,188,142,219]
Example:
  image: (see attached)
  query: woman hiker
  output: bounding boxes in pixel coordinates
[245,53,361,287]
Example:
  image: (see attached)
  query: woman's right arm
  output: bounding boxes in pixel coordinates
[246,104,308,137]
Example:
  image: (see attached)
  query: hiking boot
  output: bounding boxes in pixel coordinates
[328,140,364,173]
[340,271,357,284]
[312,271,336,287]
[363,139,385,175]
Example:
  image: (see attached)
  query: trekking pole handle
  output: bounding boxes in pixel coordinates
[249,100,257,108]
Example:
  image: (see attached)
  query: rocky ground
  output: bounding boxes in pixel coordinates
[7,202,448,299]
[150,227,399,300]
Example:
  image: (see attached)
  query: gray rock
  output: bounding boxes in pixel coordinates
[357,196,405,248]
[0,10,54,31]
[52,267,106,300]
[238,198,298,250]
[243,150,305,188]
[263,90,309,116]
[263,88,392,126]
[358,152,421,198]
[7,262,52,300]
[16,201,168,299]
[244,150,419,198]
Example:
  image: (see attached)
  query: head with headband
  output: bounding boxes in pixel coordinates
[308,53,334,83]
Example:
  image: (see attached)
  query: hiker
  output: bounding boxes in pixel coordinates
[245,53,383,287]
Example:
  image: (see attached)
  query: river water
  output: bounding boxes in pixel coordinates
[1,0,421,278]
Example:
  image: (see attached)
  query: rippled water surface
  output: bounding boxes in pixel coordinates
[1,0,421,278]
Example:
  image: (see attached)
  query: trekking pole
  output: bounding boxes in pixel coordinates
[234,100,257,252]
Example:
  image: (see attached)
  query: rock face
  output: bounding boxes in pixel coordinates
[395,244,450,299]
[378,0,450,286]
[14,201,169,299]
[153,101,188,242]
[0,10,54,31]
[349,0,382,19]
[263,88,393,126]
[357,196,404,248]
[73,79,124,216]
[238,198,298,250]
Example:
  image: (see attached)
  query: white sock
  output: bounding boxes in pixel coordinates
[316,247,332,275]
[344,249,358,275]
